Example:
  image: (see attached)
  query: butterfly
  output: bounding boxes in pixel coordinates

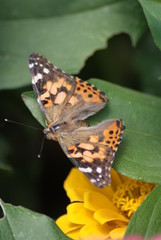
[28,53,125,188]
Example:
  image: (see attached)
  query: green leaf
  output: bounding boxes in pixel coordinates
[0,0,146,89]
[139,0,161,50]
[0,199,71,240]
[125,185,161,238]
[134,32,161,97]
[0,0,123,20]
[22,78,161,184]
[21,91,46,128]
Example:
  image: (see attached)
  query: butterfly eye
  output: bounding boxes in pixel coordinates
[50,122,67,132]
[51,124,61,131]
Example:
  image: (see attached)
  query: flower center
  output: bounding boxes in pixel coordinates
[112,179,155,218]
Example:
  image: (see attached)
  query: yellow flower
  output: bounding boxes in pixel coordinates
[56,168,155,240]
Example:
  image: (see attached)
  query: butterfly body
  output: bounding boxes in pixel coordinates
[29,53,125,188]
[43,119,87,141]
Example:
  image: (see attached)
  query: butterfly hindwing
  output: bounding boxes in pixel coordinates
[58,119,125,188]
[68,143,113,188]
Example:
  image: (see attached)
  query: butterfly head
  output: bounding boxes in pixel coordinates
[44,122,67,141]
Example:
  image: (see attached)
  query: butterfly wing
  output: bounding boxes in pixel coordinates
[29,53,76,125]
[58,119,125,188]
[29,54,124,187]
[58,76,108,122]
[29,53,108,125]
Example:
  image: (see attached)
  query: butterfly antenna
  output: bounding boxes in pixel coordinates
[38,136,45,158]
[4,118,42,132]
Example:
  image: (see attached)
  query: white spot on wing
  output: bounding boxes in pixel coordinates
[43,68,49,74]
[90,179,96,183]
[96,167,102,173]
[29,63,34,68]
[32,73,42,84]
[87,167,92,173]
[79,167,92,173]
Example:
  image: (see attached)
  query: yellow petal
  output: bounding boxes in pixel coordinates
[84,191,118,212]
[99,185,114,200]
[64,168,97,201]
[79,221,111,240]
[64,168,122,202]
[111,168,124,191]
[94,209,129,225]
[66,188,86,202]
[67,203,94,224]
[119,172,131,184]
[56,214,81,233]
[67,228,82,240]
[110,227,127,239]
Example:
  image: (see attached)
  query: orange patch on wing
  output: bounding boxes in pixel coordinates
[99,146,106,153]
[71,152,82,158]
[83,156,93,163]
[89,135,99,143]
[93,152,105,160]
[68,145,83,158]
[74,77,106,103]
[68,146,77,152]
[50,84,57,95]
[83,150,92,157]
[68,96,78,106]
[63,81,72,91]
[49,77,72,96]
[82,150,94,162]
[91,152,100,158]
[46,80,58,95]
[66,84,72,91]
[54,91,67,104]
[56,77,65,88]
[102,120,124,151]
[40,91,50,101]
[78,143,94,150]
[103,122,116,137]
[46,81,52,91]
[44,100,52,107]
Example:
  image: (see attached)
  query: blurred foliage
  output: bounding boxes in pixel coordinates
[0,0,146,89]
[0,0,161,239]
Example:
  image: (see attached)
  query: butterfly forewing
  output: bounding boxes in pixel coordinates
[29,53,108,124]
[29,53,76,124]
[59,77,108,121]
